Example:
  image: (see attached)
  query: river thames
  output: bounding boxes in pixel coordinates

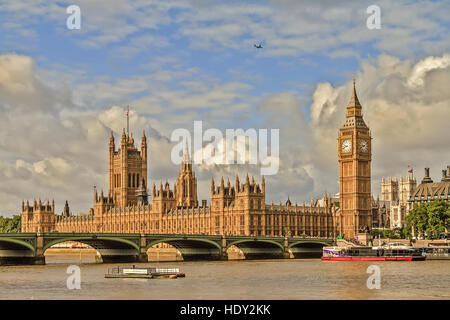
[0,255,449,300]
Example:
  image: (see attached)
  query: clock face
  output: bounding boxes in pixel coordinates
[341,139,352,153]
[360,139,368,152]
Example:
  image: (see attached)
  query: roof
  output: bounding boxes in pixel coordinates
[341,78,368,129]
[411,180,450,201]
[347,77,362,109]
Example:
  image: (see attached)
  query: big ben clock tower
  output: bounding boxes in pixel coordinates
[338,77,372,239]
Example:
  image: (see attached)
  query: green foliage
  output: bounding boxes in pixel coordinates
[405,199,450,239]
[371,228,403,239]
[371,228,382,237]
[401,226,411,239]
[0,215,21,233]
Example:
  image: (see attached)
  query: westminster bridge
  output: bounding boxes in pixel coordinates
[0,232,335,265]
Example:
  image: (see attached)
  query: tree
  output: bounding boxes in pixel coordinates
[426,199,449,239]
[393,227,403,239]
[371,228,403,239]
[383,229,396,239]
[401,226,410,239]
[0,215,21,233]
[405,199,450,239]
[406,203,428,238]
[371,228,382,237]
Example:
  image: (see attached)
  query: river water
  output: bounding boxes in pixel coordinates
[0,255,449,299]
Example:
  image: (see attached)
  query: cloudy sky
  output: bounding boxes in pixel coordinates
[0,0,449,216]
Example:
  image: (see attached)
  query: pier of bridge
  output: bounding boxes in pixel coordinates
[0,233,334,265]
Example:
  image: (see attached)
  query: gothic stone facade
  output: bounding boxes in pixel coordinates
[21,200,56,233]
[380,174,417,228]
[21,129,337,237]
[374,166,450,230]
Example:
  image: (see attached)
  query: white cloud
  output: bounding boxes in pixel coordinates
[1,51,449,218]
[175,0,450,59]
[308,53,450,196]
[0,54,36,94]
[2,0,449,59]
[0,53,257,215]
[407,54,450,87]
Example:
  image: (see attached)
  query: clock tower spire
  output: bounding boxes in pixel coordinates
[338,77,372,239]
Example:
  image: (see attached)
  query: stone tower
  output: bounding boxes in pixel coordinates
[108,128,147,207]
[21,199,55,232]
[381,176,399,202]
[152,181,176,214]
[399,173,416,205]
[233,174,265,213]
[62,200,70,217]
[210,174,265,235]
[176,139,198,207]
[338,78,372,238]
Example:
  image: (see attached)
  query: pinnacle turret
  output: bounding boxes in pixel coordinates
[182,138,191,164]
[109,130,115,145]
[343,76,366,127]
[141,129,147,146]
[121,128,126,143]
[347,76,362,109]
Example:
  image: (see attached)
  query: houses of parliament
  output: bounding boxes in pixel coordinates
[21,80,373,239]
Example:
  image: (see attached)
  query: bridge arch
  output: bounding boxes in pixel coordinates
[0,236,37,265]
[43,235,141,263]
[43,236,139,252]
[147,237,222,261]
[288,240,330,258]
[146,237,222,251]
[226,239,285,260]
[226,239,284,251]
[0,237,35,253]
[288,240,331,248]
